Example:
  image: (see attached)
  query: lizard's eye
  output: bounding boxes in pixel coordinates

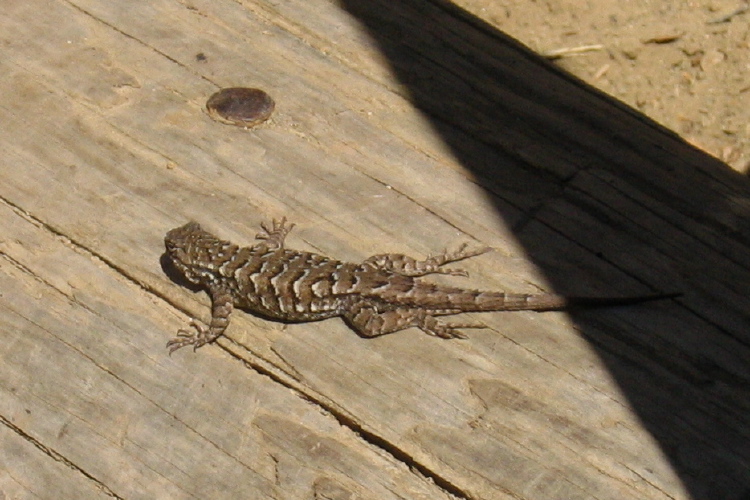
[166,238,183,253]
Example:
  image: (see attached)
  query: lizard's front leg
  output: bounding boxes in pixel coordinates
[167,286,234,354]
[255,217,295,251]
[361,243,491,277]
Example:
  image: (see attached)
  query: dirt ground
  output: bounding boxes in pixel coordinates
[455,0,750,174]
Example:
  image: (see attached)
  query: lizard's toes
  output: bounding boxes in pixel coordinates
[443,268,469,277]
[435,328,468,339]
[167,338,194,354]
[167,321,208,354]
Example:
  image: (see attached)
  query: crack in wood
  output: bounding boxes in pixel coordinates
[0,414,124,499]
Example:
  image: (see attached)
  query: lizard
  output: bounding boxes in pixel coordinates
[163,218,679,353]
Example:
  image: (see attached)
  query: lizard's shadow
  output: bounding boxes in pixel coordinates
[159,253,203,293]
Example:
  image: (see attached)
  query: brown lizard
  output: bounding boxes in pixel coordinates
[163,219,678,353]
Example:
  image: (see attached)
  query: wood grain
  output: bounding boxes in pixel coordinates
[2,0,749,498]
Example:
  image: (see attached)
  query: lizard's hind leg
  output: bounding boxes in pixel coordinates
[361,243,491,277]
[343,302,482,339]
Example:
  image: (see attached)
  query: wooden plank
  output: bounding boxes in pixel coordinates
[0,420,113,499]
[0,206,454,499]
[1,0,748,499]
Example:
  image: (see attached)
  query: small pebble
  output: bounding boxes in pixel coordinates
[206,87,275,127]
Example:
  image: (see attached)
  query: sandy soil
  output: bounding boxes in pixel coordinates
[456,0,750,173]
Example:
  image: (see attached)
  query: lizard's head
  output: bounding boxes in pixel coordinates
[164,221,221,285]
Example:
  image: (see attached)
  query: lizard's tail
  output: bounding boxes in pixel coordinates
[408,285,680,312]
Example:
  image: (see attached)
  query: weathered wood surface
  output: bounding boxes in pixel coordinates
[2,0,749,499]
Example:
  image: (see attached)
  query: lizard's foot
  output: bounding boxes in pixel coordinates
[428,243,492,277]
[167,319,211,354]
[420,316,485,339]
[255,217,295,250]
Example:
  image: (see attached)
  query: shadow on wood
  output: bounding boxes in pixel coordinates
[339,0,750,498]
